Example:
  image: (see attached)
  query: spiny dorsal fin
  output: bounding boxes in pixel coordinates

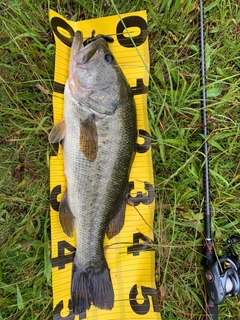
[80,115,98,162]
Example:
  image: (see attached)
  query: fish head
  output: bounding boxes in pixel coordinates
[68,31,131,116]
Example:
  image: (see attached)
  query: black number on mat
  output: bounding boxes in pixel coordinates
[129,285,159,314]
[137,129,151,153]
[127,232,153,256]
[52,240,76,270]
[50,185,62,212]
[128,181,154,206]
[116,16,148,48]
[51,17,74,47]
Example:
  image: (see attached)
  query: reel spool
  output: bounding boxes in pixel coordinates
[204,236,240,304]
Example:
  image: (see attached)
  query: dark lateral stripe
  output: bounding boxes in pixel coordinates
[53,81,65,94]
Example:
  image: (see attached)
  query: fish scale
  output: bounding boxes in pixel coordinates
[72,97,136,259]
[49,31,137,315]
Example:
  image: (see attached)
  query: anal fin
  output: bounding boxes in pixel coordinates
[59,190,75,237]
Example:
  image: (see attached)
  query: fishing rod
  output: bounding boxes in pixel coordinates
[199,1,240,319]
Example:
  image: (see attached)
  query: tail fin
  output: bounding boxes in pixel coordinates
[71,261,114,315]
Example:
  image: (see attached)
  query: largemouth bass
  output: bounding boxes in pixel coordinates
[49,31,137,315]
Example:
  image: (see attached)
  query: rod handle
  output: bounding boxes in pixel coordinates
[205,298,218,320]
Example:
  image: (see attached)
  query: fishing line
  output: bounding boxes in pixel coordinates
[133,205,156,234]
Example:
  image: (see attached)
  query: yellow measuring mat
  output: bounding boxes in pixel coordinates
[49,9,161,320]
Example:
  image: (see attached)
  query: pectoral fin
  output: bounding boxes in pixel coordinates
[80,115,98,162]
[106,193,127,239]
[49,119,66,143]
[59,190,75,237]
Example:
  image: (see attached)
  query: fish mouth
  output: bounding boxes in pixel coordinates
[70,31,114,70]
[75,38,110,67]
[71,31,84,58]
[69,31,84,74]
[68,31,116,101]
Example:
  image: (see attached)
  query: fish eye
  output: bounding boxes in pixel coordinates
[104,54,114,64]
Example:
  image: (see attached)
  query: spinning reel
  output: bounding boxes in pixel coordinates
[204,236,240,304]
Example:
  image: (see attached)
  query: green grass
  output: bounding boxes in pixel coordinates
[1,0,240,319]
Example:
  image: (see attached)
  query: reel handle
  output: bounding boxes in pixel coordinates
[228,236,240,245]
